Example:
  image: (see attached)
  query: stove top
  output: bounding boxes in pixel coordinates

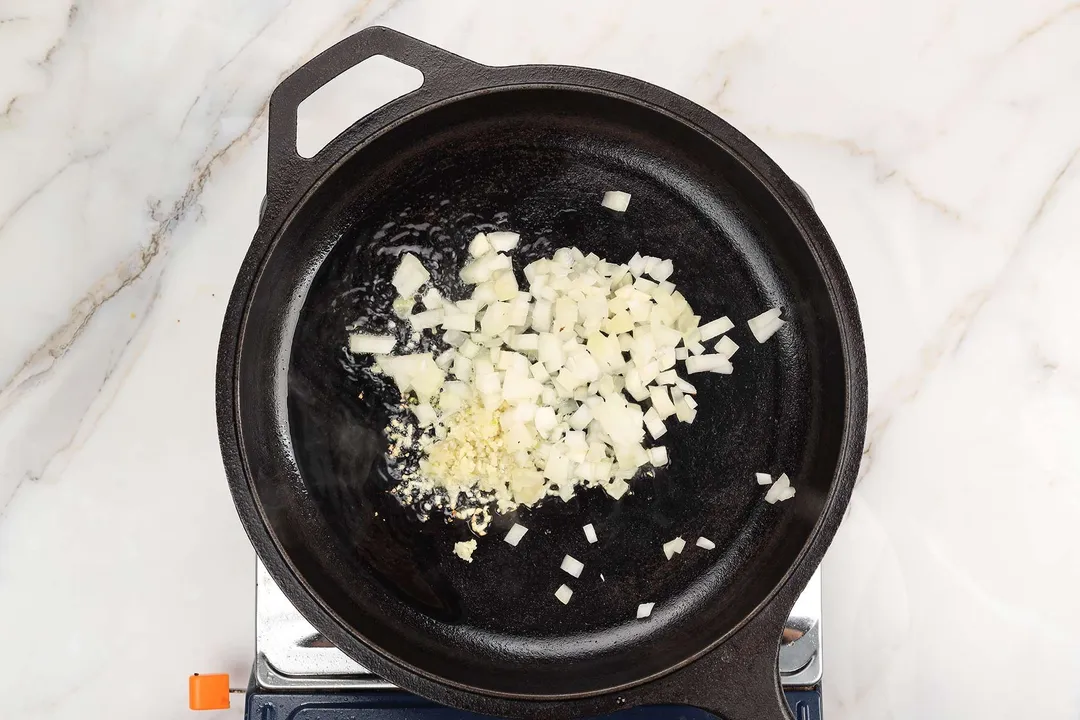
[252,560,822,704]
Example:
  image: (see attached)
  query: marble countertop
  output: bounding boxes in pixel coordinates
[2,1,1079,718]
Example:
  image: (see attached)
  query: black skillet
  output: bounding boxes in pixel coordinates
[217,26,867,720]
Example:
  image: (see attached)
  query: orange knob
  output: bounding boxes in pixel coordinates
[188,673,230,710]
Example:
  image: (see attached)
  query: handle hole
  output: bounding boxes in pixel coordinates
[295,55,423,159]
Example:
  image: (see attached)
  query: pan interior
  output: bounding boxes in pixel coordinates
[238,86,848,696]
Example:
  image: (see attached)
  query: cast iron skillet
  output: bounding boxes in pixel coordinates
[217,26,866,720]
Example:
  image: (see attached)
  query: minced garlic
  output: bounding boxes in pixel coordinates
[453,539,477,562]
[418,398,545,513]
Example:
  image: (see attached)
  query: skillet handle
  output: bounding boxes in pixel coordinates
[639,600,795,720]
[264,26,482,209]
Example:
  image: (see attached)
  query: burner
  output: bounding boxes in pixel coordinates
[248,561,823,717]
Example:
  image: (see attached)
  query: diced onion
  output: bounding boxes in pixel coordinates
[555,584,573,604]
[636,602,655,619]
[601,190,631,212]
[685,354,733,375]
[649,386,676,419]
[699,316,734,341]
[755,472,773,485]
[648,446,668,467]
[662,537,686,559]
[748,308,785,343]
[714,335,739,358]
[648,259,674,282]
[392,253,430,297]
[504,523,528,546]
[643,408,667,439]
[752,317,786,343]
[412,403,438,426]
[365,222,792,528]
[410,308,444,331]
[655,369,678,385]
[764,472,795,503]
[561,554,585,578]
[673,378,697,395]
[468,232,491,257]
[583,523,598,543]
[349,333,396,355]
[488,231,521,252]
[422,288,444,309]
[696,536,716,550]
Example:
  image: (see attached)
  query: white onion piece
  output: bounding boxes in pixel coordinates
[648,446,668,467]
[435,348,456,369]
[501,524,527,546]
[531,300,552,332]
[674,398,696,424]
[410,308,444,331]
[748,308,784,342]
[764,472,795,504]
[561,555,585,578]
[442,329,468,347]
[535,406,557,439]
[457,339,480,359]
[714,335,739,358]
[662,537,686,559]
[636,602,655,619]
[751,316,786,343]
[655,370,679,385]
[696,536,716,550]
[442,311,475,332]
[602,190,631,212]
[493,271,519,301]
[685,354,733,375]
[755,472,773,485]
[512,333,540,352]
[413,403,438,426]
[673,377,697,395]
[569,404,593,430]
[606,479,629,500]
[699,316,734,341]
[555,584,574,604]
[392,253,430,297]
[583,523,598,543]
[748,307,782,331]
[648,259,674,282]
[531,361,551,383]
[643,408,667,439]
[468,232,491,257]
[422,288,444,309]
[349,333,396,355]
[649,386,676,419]
[488,231,521,252]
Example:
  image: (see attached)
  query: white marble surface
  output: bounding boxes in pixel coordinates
[2,0,1079,718]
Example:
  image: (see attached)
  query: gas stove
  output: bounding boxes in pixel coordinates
[243,561,823,718]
